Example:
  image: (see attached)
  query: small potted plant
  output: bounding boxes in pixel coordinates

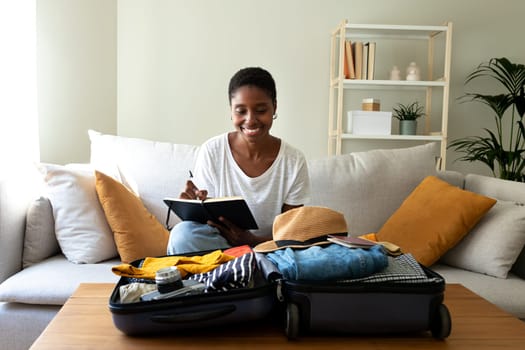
[392,101,425,135]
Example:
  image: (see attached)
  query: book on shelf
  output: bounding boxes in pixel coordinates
[343,41,350,79]
[327,234,378,249]
[345,40,356,79]
[164,196,258,230]
[362,42,369,80]
[352,41,363,79]
[367,42,376,80]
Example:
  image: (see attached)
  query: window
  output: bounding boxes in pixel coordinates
[0,0,39,178]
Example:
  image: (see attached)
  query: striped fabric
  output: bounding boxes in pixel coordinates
[188,252,256,292]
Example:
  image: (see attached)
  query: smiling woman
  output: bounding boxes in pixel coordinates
[166,67,311,255]
[0,0,39,179]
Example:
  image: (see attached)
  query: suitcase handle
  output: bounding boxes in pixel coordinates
[150,305,236,324]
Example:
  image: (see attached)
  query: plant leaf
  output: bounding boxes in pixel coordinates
[461,93,512,118]
[466,58,525,96]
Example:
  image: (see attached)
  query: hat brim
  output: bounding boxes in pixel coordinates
[253,239,332,253]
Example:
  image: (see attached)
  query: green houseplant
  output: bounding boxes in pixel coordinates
[392,101,425,135]
[448,57,525,182]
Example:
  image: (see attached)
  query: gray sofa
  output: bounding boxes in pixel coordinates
[1,132,525,350]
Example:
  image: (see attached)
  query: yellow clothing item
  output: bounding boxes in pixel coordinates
[359,233,378,242]
[112,250,235,280]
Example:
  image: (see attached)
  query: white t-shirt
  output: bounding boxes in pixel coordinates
[193,133,310,237]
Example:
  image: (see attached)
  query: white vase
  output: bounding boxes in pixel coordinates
[406,62,420,81]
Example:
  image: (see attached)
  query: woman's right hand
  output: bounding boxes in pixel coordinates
[180,180,208,200]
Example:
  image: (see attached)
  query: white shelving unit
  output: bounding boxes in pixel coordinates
[328,20,453,169]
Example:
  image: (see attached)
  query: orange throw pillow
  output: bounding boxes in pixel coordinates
[376,176,496,266]
[95,171,169,263]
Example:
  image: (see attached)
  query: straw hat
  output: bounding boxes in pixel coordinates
[253,206,348,253]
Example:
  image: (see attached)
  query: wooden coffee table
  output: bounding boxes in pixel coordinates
[30,283,525,349]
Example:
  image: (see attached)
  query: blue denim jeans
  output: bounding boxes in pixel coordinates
[266,244,388,280]
[166,221,231,255]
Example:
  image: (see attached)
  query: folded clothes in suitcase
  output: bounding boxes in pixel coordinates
[259,251,452,340]
[108,249,278,335]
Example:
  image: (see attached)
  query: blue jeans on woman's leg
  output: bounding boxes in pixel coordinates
[166,221,231,255]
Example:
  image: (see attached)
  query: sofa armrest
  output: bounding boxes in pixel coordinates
[0,176,37,283]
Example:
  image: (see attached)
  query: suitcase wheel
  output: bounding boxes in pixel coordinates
[431,304,451,339]
[285,302,300,340]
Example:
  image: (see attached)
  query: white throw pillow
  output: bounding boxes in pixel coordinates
[23,196,60,268]
[38,163,118,264]
[441,200,525,278]
[88,130,200,229]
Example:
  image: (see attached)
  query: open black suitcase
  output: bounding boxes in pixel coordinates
[109,249,451,340]
[274,261,451,340]
[108,251,277,336]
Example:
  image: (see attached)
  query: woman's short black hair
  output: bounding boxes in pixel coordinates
[228,67,276,106]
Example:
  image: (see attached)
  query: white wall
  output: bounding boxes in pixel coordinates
[37,0,116,164]
[38,0,525,177]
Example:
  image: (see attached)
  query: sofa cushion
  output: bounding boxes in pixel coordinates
[441,200,525,278]
[463,174,525,279]
[23,196,60,268]
[0,255,119,305]
[89,130,200,229]
[436,170,465,188]
[308,143,439,235]
[95,170,170,263]
[38,163,118,264]
[432,264,525,319]
[376,176,496,267]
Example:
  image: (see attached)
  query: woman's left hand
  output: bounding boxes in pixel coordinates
[207,216,261,247]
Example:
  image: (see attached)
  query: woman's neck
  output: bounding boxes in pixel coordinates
[228,132,281,177]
